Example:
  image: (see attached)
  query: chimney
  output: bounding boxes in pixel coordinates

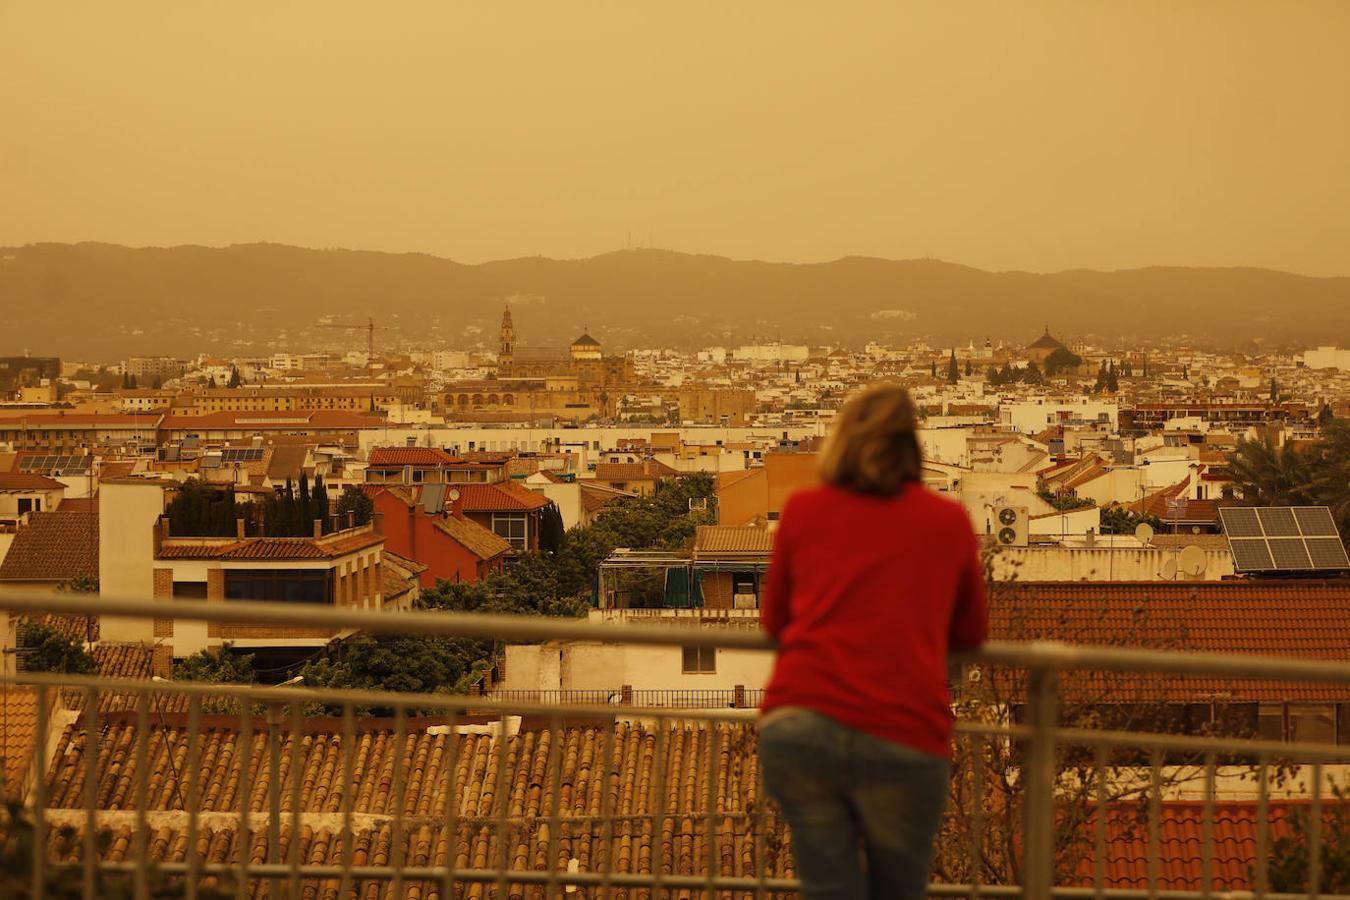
[160,517,171,540]
[450,489,465,519]
[236,518,246,539]
[1085,528,1096,548]
[372,511,384,535]
[313,519,323,539]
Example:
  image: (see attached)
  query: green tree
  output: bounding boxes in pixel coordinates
[313,474,331,533]
[165,479,239,537]
[1022,361,1044,385]
[1043,347,1084,376]
[1099,506,1163,535]
[964,359,973,377]
[1106,361,1119,393]
[58,574,99,594]
[16,622,94,675]
[947,350,960,384]
[227,365,242,388]
[930,360,937,378]
[1320,404,1337,428]
[298,473,313,530]
[174,643,255,684]
[1228,420,1350,539]
[539,502,565,554]
[334,485,374,528]
[1266,781,1350,893]
[299,634,492,712]
[1270,376,1279,401]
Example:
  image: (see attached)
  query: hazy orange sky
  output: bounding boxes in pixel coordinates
[3,2,1348,275]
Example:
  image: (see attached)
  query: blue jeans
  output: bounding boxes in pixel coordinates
[759,708,950,900]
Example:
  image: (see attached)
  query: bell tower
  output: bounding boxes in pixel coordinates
[498,306,515,375]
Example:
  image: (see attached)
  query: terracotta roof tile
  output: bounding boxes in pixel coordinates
[367,447,462,467]
[593,460,679,482]
[0,511,99,582]
[579,482,636,514]
[993,580,1350,701]
[454,482,551,513]
[433,515,513,561]
[156,529,381,561]
[693,525,774,555]
[1,686,43,801]
[0,471,66,491]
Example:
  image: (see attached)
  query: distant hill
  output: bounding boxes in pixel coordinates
[2,242,1348,360]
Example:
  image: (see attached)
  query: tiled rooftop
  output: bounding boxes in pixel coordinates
[433,515,513,561]
[693,526,774,555]
[367,447,462,467]
[993,580,1350,700]
[0,510,99,583]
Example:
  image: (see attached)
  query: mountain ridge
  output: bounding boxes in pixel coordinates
[2,242,1347,360]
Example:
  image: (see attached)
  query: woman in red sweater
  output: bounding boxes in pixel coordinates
[759,384,988,900]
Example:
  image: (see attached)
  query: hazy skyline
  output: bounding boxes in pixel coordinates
[3,2,1349,276]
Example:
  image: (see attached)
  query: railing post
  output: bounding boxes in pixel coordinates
[1023,667,1059,898]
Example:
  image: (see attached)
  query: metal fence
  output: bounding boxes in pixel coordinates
[4,590,1350,898]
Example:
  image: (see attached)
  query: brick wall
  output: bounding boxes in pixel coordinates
[151,644,173,677]
[153,568,173,637]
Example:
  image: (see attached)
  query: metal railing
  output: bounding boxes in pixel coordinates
[3,589,1350,898]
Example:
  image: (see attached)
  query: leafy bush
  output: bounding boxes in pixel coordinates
[16,622,94,675]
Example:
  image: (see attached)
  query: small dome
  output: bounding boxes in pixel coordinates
[1028,328,1065,351]
[572,333,601,347]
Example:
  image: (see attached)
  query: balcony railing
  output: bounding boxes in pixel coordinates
[3,589,1350,898]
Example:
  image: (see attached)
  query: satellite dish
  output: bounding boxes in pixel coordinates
[1179,545,1206,577]
[1134,523,1154,545]
[1161,559,1178,580]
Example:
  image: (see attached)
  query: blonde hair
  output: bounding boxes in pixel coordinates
[818,384,922,496]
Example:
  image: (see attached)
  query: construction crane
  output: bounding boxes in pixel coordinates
[318,317,377,375]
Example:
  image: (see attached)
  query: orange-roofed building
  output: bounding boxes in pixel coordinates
[364,484,512,587]
[716,452,819,526]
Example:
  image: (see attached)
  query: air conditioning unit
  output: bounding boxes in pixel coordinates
[994,506,1029,547]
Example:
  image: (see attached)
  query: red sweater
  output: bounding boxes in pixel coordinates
[760,484,988,757]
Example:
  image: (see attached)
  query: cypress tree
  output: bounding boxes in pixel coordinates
[946,351,960,384]
[299,473,312,530]
[313,475,330,533]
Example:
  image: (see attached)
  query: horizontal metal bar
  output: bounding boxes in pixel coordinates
[59,860,802,893]
[10,588,1350,683]
[4,670,760,722]
[41,860,1350,900]
[1054,724,1350,760]
[0,588,773,650]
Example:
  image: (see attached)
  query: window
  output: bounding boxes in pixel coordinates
[682,646,716,674]
[18,498,35,515]
[492,513,528,550]
[224,569,333,603]
[172,581,208,599]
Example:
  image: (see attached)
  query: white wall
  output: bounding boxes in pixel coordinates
[503,641,771,693]
[98,481,166,641]
[991,544,1233,581]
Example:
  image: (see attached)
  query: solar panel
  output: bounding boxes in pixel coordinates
[1267,537,1312,569]
[1229,538,1276,571]
[1257,507,1300,538]
[1307,537,1350,568]
[1222,505,1349,572]
[18,454,91,474]
[1219,508,1263,537]
[219,448,265,463]
[1295,507,1340,537]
